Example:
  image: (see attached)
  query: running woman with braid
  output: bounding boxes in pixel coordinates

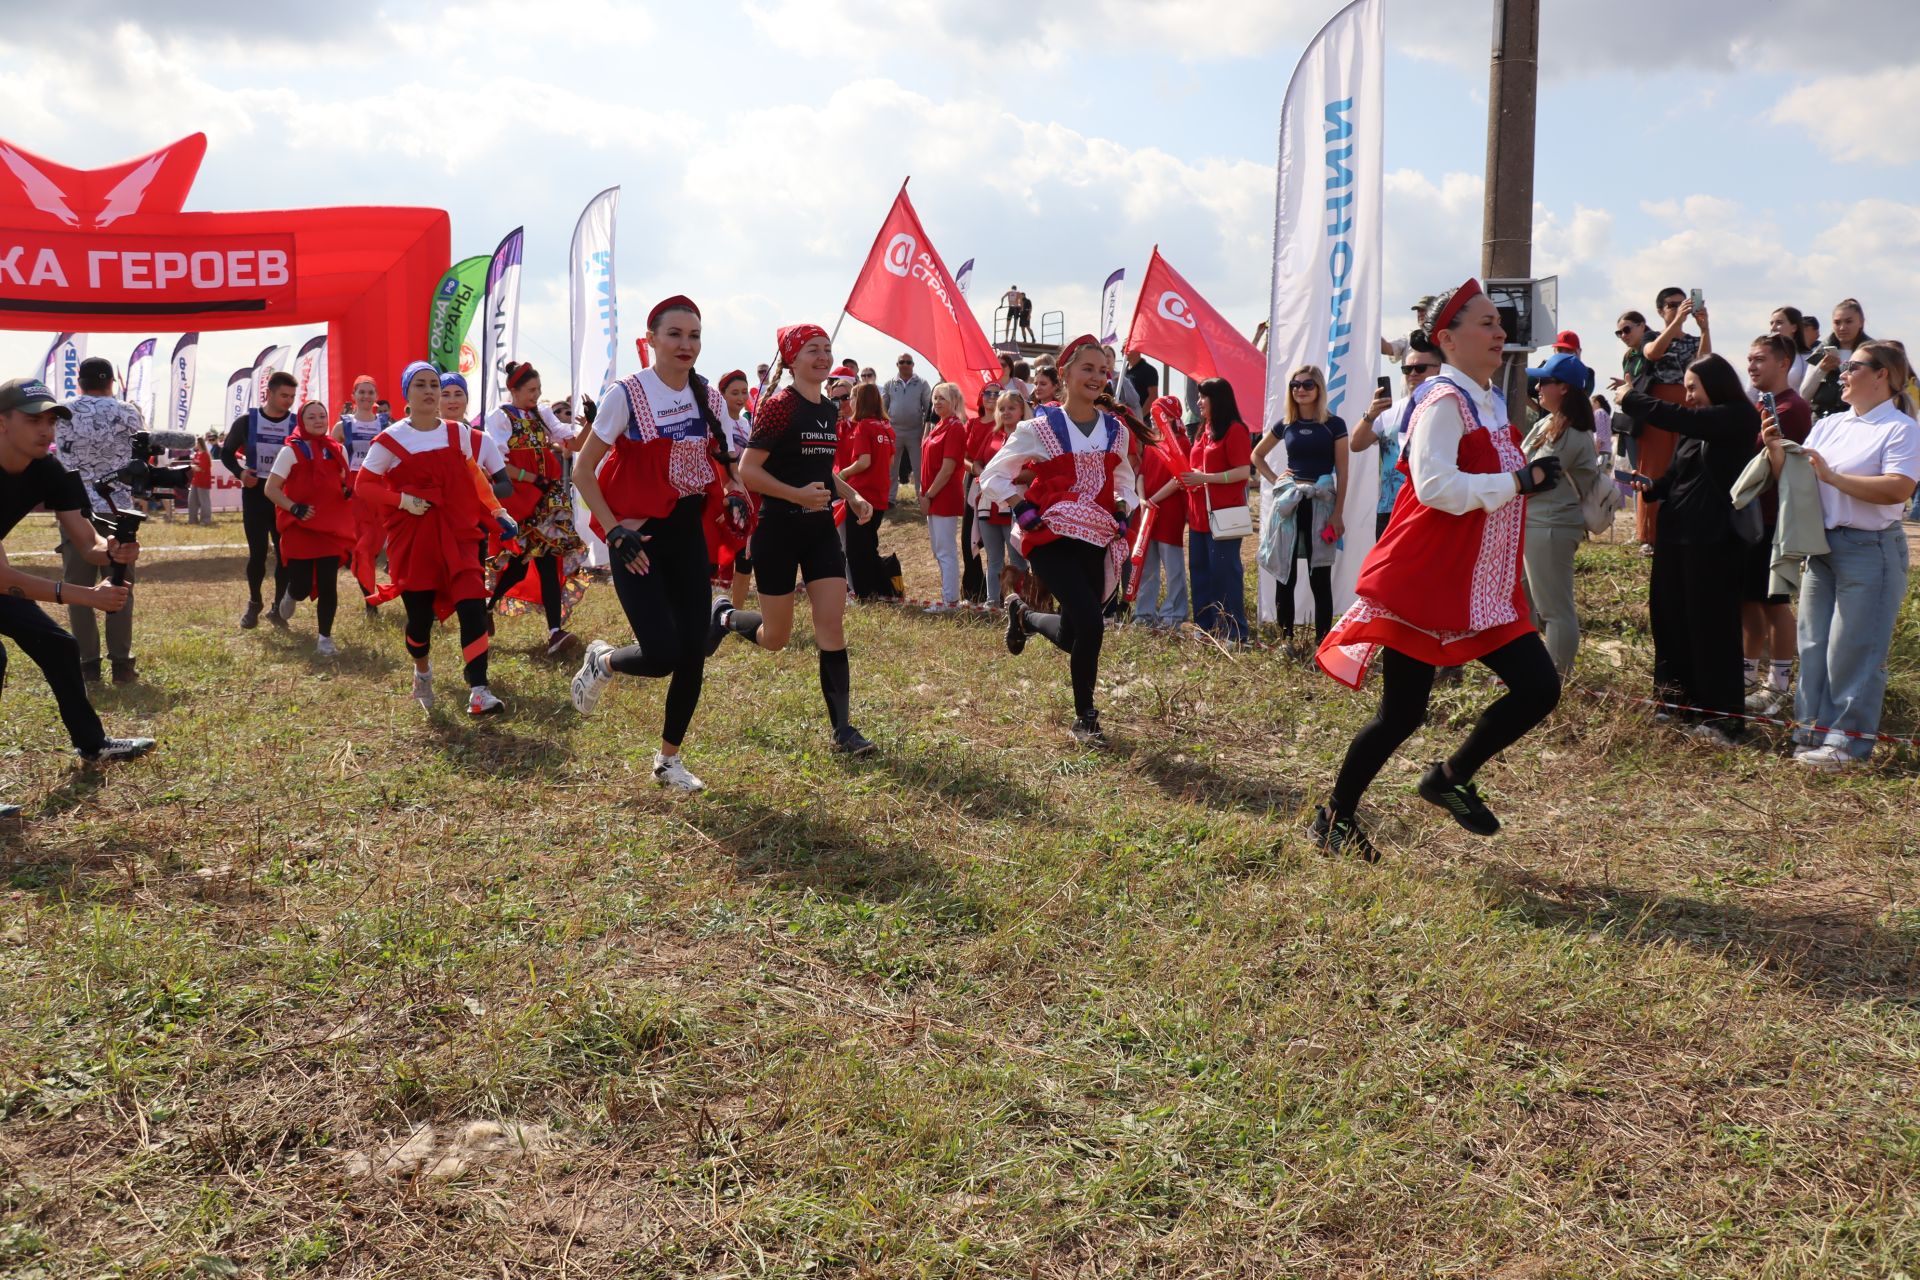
[265,400,356,656]
[567,297,747,791]
[981,335,1153,749]
[353,361,516,716]
[483,362,587,658]
[1310,280,1564,859]
[711,324,879,756]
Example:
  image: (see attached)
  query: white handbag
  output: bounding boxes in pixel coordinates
[1205,480,1252,540]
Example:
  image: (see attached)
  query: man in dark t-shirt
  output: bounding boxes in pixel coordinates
[0,377,156,810]
[218,370,297,628]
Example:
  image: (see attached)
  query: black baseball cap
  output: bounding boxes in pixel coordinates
[0,377,72,418]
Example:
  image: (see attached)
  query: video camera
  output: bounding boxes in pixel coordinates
[88,430,195,586]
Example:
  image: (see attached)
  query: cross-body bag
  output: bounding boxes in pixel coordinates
[1204,475,1252,540]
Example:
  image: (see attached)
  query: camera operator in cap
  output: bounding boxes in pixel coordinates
[56,355,146,683]
[0,376,155,816]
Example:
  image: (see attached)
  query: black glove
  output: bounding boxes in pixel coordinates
[289,501,313,521]
[1512,455,1563,496]
[1013,500,1041,530]
[606,523,648,568]
[532,472,553,492]
[1114,502,1130,523]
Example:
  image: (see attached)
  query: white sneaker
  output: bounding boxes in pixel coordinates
[276,590,299,622]
[925,602,952,614]
[1745,687,1784,716]
[571,640,615,716]
[467,685,506,717]
[410,667,434,710]
[1793,744,1855,771]
[652,751,706,792]
[315,635,338,658]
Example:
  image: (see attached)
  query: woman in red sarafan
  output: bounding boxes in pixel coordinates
[483,363,588,659]
[354,361,514,718]
[1309,280,1565,861]
[264,399,357,654]
[980,335,1157,750]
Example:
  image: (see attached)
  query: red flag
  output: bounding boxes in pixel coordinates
[1123,246,1266,428]
[843,180,1001,402]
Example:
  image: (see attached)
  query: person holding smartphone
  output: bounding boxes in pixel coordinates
[1350,355,1442,539]
[0,377,156,814]
[1612,287,1710,552]
[1741,335,1813,714]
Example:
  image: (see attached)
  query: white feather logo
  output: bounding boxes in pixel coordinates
[94,153,164,227]
[0,145,79,226]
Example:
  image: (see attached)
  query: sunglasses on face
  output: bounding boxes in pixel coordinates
[1614,325,1635,337]
[1402,364,1437,375]
[1289,380,1317,391]
[1841,361,1879,376]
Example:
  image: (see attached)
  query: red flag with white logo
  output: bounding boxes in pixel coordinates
[1122,246,1266,425]
[843,180,1000,402]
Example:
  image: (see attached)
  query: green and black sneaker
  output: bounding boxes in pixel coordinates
[1416,762,1500,836]
[1309,805,1378,862]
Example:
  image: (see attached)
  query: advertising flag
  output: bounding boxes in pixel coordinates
[955,258,974,298]
[567,187,619,418]
[428,254,490,374]
[1098,268,1125,348]
[224,366,250,427]
[41,332,86,401]
[293,335,327,408]
[125,337,157,427]
[250,342,288,410]
[167,332,198,434]
[480,227,524,419]
[1260,0,1385,622]
[842,181,1001,402]
[1121,247,1265,420]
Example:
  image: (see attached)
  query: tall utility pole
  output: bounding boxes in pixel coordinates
[1482,0,1539,409]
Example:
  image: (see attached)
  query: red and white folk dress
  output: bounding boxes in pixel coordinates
[1317,369,1534,688]
[589,367,731,536]
[978,403,1137,599]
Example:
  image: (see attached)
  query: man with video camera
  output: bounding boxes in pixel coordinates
[0,376,157,817]
[56,356,146,684]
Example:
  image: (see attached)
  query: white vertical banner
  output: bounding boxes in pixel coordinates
[1098,268,1125,347]
[249,343,288,410]
[42,332,87,401]
[567,188,620,419]
[293,335,328,408]
[125,338,157,427]
[224,367,251,427]
[481,226,525,421]
[167,333,198,435]
[1259,0,1385,623]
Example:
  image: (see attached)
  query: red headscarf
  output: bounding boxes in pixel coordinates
[777,323,828,367]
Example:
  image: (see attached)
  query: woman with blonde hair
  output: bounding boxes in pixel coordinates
[969,384,1029,608]
[919,380,969,611]
[1252,363,1348,643]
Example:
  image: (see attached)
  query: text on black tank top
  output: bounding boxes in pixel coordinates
[746,388,841,514]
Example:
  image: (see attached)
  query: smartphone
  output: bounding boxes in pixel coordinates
[1758,391,1778,419]
[1615,466,1650,486]
[1689,288,1705,311]
[1376,375,1393,398]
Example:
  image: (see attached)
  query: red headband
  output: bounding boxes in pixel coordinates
[647,294,699,330]
[352,374,376,391]
[717,369,746,391]
[1057,333,1102,369]
[1427,278,1483,341]
[777,323,828,367]
[506,363,538,390]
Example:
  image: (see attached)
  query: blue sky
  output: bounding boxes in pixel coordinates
[1,0,1913,425]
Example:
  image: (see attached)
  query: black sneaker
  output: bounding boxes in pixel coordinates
[239,601,262,629]
[1309,805,1378,862]
[1417,762,1500,835]
[833,725,877,756]
[78,737,156,764]
[1004,593,1028,656]
[1070,715,1109,750]
[706,597,733,656]
[265,601,290,630]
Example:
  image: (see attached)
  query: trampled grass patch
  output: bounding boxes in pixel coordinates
[1,510,1917,1276]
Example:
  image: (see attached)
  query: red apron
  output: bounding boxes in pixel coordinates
[276,431,357,566]
[376,422,487,614]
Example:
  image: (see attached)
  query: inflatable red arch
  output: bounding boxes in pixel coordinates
[0,132,449,404]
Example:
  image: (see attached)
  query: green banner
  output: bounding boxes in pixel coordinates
[427,254,490,373]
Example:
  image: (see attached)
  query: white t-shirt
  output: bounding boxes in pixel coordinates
[724,410,752,454]
[267,435,342,480]
[483,403,575,453]
[1802,398,1920,530]
[360,419,506,477]
[592,368,702,445]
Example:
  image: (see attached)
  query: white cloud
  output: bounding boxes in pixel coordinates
[1770,68,1920,166]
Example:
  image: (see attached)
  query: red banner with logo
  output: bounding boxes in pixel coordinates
[843,181,1000,402]
[0,226,296,317]
[1123,246,1265,427]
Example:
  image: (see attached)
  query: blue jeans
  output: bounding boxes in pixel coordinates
[1133,540,1187,624]
[1796,525,1909,758]
[1188,529,1246,641]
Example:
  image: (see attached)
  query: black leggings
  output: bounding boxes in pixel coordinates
[402,591,490,687]
[1023,537,1107,721]
[490,553,564,630]
[283,556,339,636]
[1277,503,1333,641]
[241,485,286,608]
[1329,632,1560,817]
[845,507,885,598]
[607,495,710,747]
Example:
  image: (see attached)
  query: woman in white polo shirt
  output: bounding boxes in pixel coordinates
[1762,339,1919,769]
